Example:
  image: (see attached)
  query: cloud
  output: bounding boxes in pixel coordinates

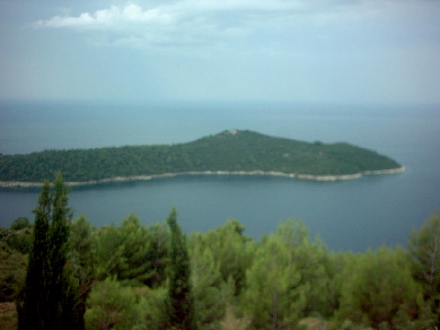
[32,0,440,51]
[33,0,359,30]
[34,4,172,29]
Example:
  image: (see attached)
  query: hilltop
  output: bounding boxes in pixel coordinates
[0,130,404,187]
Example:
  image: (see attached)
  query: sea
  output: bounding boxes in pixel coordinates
[1,100,439,252]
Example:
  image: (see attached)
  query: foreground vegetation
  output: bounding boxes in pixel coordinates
[0,130,402,183]
[1,174,438,330]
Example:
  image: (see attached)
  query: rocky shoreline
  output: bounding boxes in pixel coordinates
[0,167,406,188]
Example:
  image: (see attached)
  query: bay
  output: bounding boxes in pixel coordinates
[1,100,439,251]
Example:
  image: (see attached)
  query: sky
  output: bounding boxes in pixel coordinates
[0,0,439,104]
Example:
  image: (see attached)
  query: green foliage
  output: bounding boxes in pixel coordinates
[68,216,95,288]
[244,234,304,329]
[115,214,154,284]
[4,180,440,330]
[10,217,31,231]
[4,226,32,255]
[118,214,168,286]
[189,233,226,330]
[0,244,26,302]
[93,215,169,286]
[74,212,440,330]
[202,219,255,296]
[85,280,169,330]
[243,220,319,330]
[167,208,197,330]
[274,219,337,317]
[138,286,168,330]
[65,215,96,330]
[94,223,124,279]
[84,277,143,330]
[333,247,426,329]
[17,179,51,330]
[409,211,440,325]
[144,223,169,287]
[47,171,72,329]
[17,172,73,330]
[0,130,402,183]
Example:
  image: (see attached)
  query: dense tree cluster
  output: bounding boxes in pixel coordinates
[1,178,439,330]
[0,130,401,183]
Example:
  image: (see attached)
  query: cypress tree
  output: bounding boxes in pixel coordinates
[167,208,197,330]
[17,180,51,330]
[17,172,72,330]
[47,171,72,329]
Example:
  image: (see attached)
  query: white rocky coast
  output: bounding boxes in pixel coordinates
[0,167,406,188]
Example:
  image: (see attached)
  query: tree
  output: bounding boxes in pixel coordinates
[144,222,169,288]
[17,172,72,330]
[167,207,197,330]
[274,219,336,318]
[47,171,72,329]
[17,179,51,330]
[94,223,124,280]
[116,213,153,284]
[6,219,32,254]
[10,217,31,231]
[117,213,169,286]
[409,212,440,325]
[93,214,169,286]
[334,247,427,329]
[64,215,96,330]
[84,277,142,330]
[243,234,306,330]
[138,286,169,330]
[204,219,254,296]
[189,233,225,329]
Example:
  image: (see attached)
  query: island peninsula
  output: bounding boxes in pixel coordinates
[0,130,405,188]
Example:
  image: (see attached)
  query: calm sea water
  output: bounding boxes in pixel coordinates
[1,100,439,251]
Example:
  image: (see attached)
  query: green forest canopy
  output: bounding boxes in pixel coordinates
[0,130,402,183]
[2,209,440,330]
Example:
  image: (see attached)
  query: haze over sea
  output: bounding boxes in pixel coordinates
[1,100,439,251]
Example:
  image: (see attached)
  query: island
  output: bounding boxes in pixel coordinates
[0,130,405,187]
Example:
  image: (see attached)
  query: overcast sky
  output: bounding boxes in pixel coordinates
[1,0,439,104]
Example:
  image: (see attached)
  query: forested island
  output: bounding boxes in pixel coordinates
[0,130,404,187]
[0,174,439,330]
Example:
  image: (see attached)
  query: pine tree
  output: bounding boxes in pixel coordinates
[64,215,95,330]
[189,233,224,329]
[167,208,197,330]
[17,172,72,330]
[243,234,305,330]
[335,247,425,329]
[409,212,440,326]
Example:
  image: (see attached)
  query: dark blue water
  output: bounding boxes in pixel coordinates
[1,101,439,251]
